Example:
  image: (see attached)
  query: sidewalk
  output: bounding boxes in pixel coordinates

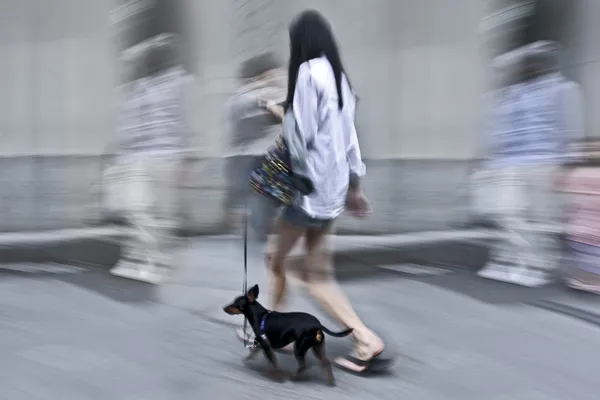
[0,226,127,267]
[2,226,600,324]
[0,225,492,269]
[3,236,598,399]
[166,238,600,398]
[160,235,600,329]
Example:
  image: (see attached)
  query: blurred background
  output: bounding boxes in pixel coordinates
[0,0,588,234]
[3,2,600,399]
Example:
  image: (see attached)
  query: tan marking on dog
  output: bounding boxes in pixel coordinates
[316,330,323,342]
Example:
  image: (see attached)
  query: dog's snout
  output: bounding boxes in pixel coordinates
[223,304,240,315]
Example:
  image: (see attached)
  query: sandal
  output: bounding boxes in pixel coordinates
[235,327,294,353]
[334,351,394,375]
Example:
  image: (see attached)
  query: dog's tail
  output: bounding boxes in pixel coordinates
[320,325,353,338]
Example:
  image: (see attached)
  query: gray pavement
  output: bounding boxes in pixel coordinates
[0,226,491,268]
[2,236,600,399]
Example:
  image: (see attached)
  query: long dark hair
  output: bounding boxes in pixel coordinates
[285,10,349,111]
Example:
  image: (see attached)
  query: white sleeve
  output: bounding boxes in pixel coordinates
[292,63,319,144]
[344,85,366,177]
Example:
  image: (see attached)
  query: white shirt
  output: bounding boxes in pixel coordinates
[116,66,194,159]
[482,73,584,168]
[293,56,365,219]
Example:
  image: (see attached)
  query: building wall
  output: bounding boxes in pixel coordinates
[3,0,585,233]
[0,0,116,230]
[180,0,487,233]
[173,0,489,234]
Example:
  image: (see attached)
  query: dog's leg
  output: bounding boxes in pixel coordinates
[313,341,335,386]
[290,340,308,381]
[257,339,283,382]
[243,346,261,362]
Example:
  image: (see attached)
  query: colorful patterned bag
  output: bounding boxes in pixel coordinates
[249,134,296,206]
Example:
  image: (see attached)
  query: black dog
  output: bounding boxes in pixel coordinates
[223,284,352,386]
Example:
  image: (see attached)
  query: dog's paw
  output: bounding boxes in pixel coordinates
[268,369,285,383]
[242,348,260,364]
[289,373,303,382]
[289,366,307,382]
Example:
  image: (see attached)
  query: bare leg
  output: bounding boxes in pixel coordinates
[266,219,303,311]
[290,339,308,381]
[259,343,283,382]
[235,219,301,349]
[243,346,261,362]
[303,226,384,365]
[313,341,335,386]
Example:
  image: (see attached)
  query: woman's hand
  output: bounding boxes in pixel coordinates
[258,99,284,121]
[257,98,271,109]
[345,187,371,218]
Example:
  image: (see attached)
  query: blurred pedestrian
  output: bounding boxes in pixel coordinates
[221,52,286,239]
[561,139,600,294]
[109,34,194,283]
[477,41,584,287]
[238,10,389,374]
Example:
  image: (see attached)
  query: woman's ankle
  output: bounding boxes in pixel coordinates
[353,330,384,355]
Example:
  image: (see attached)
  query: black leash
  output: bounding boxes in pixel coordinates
[241,204,270,350]
[242,199,251,348]
[243,200,248,298]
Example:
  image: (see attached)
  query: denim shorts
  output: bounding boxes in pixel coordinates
[280,206,332,230]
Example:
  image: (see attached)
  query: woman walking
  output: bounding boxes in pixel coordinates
[476,41,584,287]
[240,10,389,374]
[109,34,193,283]
[222,52,286,239]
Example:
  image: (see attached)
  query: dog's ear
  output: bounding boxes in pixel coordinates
[247,284,259,302]
[223,304,241,315]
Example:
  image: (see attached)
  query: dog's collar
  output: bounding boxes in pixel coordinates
[251,312,271,349]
